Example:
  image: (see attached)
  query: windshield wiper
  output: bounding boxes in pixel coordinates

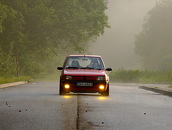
[81,67,95,69]
[95,68,102,70]
[66,67,79,69]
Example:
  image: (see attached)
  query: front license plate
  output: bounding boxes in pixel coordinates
[77,82,93,86]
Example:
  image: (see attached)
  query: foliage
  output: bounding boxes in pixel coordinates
[0,0,109,77]
[0,48,16,76]
[110,69,141,82]
[110,69,172,83]
[135,0,172,70]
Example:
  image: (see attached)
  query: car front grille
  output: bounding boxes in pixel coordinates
[72,76,97,81]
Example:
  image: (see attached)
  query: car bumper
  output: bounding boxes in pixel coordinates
[60,80,108,93]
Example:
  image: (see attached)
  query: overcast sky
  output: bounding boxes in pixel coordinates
[89,0,159,69]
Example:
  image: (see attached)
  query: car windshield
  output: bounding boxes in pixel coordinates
[64,56,105,70]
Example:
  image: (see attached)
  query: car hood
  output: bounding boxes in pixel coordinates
[63,69,106,76]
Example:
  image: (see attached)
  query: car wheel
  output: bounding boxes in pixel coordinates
[59,82,66,95]
[101,85,109,96]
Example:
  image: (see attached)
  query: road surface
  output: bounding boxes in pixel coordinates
[0,82,172,130]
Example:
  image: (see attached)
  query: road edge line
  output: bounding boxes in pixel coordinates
[0,81,28,89]
[139,86,172,97]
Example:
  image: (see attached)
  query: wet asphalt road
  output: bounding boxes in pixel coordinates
[0,82,172,130]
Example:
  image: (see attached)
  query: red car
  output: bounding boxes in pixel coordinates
[57,55,112,96]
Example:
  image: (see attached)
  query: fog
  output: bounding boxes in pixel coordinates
[89,0,159,69]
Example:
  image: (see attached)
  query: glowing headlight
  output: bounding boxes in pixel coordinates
[64,84,70,89]
[66,75,72,80]
[99,85,105,90]
[97,76,105,80]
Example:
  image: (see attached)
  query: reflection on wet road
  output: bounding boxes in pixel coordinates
[0,82,172,130]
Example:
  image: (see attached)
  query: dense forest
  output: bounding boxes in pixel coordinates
[135,0,172,71]
[110,0,172,83]
[0,0,109,77]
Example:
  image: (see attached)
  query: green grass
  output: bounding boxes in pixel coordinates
[169,86,172,88]
[0,76,32,84]
[110,69,172,84]
[109,69,140,82]
[33,72,60,82]
[0,71,60,84]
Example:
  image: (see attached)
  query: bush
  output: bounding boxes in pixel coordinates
[110,69,172,83]
[110,69,141,82]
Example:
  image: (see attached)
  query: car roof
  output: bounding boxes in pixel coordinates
[68,55,101,58]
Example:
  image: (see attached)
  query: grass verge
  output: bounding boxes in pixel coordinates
[0,76,32,84]
[110,69,172,84]
[169,86,172,88]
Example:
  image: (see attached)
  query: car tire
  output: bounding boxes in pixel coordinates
[59,82,66,95]
[101,85,109,96]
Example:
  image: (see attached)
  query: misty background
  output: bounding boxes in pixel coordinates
[1,0,172,83]
[89,0,159,69]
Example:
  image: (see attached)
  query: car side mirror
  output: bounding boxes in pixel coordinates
[57,67,63,70]
[106,68,112,71]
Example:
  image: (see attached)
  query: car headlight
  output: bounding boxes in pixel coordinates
[97,76,105,81]
[64,84,70,89]
[99,85,105,90]
[65,75,72,80]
